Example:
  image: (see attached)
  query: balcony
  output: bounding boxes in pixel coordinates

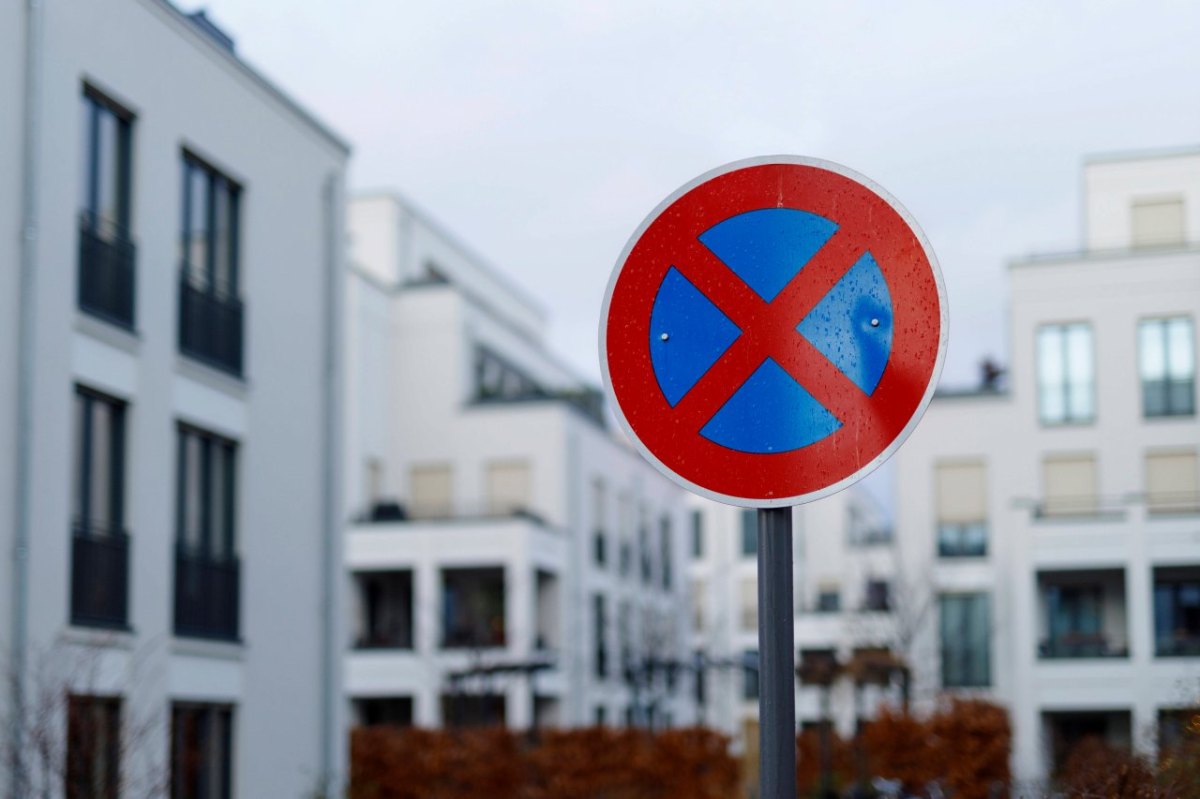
[355,570,414,650]
[1037,568,1128,660]
[178,267,244,376]
[78,215,136,329]
[174,547,240,641]
[441,567,505,649]
[70,524,130,629]
[1154,566,1200,657]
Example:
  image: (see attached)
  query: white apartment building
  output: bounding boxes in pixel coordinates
[687,488,900,749]
[343,193,693,731]
[1,2,348,796]
[894,147,1200,787]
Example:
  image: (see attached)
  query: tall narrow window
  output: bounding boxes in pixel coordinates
[171,703,233,799]
[740,509,757,558]
[66,695,121,799]
[71,387,129,628]
[1146,450,1199,515]
[593,594,608,679]
[639,508,653,585]
[659,515,673,591]
[1140,317,1195,418]
[1042,454,1098,517]
[939,594,991,687]
[592,479,607,566]
[742,650,760,700]
[690,509,704,559]
[179,153,243,375]
[1037,323,1094,425]
[935,460,987,557]
[78,87,135,327]
[175,425,239,640]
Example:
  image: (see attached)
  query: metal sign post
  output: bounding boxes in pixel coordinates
[757,507,796,799]
[599,156,946,799]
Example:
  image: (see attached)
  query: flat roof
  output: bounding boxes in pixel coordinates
[1084,143,1200,166]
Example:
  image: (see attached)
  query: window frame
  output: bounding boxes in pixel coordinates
[180,150,241,299]
[170,702,234,799]
[73,386,128,537]
[1036,321,1096,426]
[1139,316,1195,419]
[939,592,991,688]
[80,85,134,237]
[175,423,238,561]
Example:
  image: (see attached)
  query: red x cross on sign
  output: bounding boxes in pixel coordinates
[600,157,947,507]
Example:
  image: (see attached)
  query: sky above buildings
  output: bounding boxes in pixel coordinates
[197,0,1198,392]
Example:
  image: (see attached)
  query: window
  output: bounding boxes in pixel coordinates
[1037,323,1094,424]
[355,571,413,649]
[690,509,704,558]
[935,461,987,557]
[175,425,239,640]
[171,703,233,799]
[441,567,505,648]
[639,509,653,585]
[1146,451,1199,514]
[659,515,673,590]
[474,346,543,401]
[740,509,757,557]
[691,579,706,631]
[410,464,452,518]
[740,578,757,631]
[593,479,607,566]
[864,580,890,612]
[485,460,530,516]
[179,153,243,375]
[1042,454,1098,517]
[1132,196,1186,248]
[1154,568,1200,656]
[742,650,759,700]
[66,695,120,799]
[78,87,135,327]
[1140,317,1195,417]
[816,588,840,613]
[940,594,990,687]
[355,697,413,727]
[71,388,129,628]
[593,594,608,679]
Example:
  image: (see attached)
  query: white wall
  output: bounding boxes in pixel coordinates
[2,0,349,794]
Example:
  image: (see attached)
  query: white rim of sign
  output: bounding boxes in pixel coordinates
[597,154,949,509]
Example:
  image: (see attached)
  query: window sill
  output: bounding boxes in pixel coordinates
[60,624,136,650]
[75,312,140,353]
[171,636,245,661]
[175,355,249,399]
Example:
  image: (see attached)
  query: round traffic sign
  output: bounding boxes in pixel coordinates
[599,156,947,508]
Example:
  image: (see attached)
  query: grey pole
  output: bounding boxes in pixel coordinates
[757,507,796,799]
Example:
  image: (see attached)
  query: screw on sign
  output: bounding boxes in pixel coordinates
[601,156,946,507]
[598,156,946,798]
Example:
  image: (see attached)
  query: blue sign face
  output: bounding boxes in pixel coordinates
[649,208,894,454]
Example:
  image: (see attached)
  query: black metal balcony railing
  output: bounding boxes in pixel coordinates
[78,215,136,329]
[174,547,240,641]
[70,524,130,629]
[1039,634,1127,659]
[178,267,244,376]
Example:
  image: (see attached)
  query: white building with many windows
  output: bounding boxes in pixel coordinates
[894,146,1200,787]
[343,192,693,731]
[687,488,901,755]
[1,2,348,796]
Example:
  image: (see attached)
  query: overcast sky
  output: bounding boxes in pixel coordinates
[194,1,1198,504]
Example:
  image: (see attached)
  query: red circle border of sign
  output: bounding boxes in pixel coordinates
[599,156,948,508]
